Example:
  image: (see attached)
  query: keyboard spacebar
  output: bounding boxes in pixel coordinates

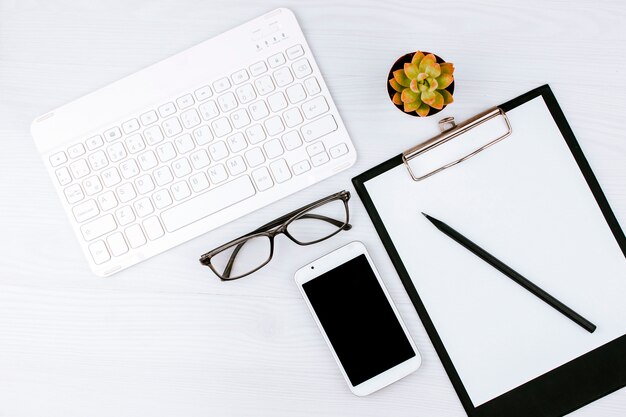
[161,175,256,232]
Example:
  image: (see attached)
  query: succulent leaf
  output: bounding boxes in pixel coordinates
[401,88,419,103]
[416,102,430,117]
[417,72,428,81]
[404,101,421,112]
[427,78,439,92]
[440,62,455,75]
[435,73,453,89]
[419,54,441,78]
[411,51,425,67]
[404,63,419,79]
[430,91,445,109]
[409,79,420,93]
[393,69,411,87]
[389,78,404,92]
[440,89,454,105]
[392,92,403,105]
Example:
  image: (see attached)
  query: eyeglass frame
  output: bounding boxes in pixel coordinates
[199,190,352,281]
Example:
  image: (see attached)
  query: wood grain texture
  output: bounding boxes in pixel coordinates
[1,0,625,416]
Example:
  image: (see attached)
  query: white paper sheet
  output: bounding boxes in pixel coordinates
[364,96,626,406]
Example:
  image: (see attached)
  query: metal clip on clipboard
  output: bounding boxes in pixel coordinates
[402,107,513,181]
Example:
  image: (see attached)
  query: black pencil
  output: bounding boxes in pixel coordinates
[421,212,596,333]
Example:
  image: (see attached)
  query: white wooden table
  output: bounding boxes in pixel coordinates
[1,0,625,416]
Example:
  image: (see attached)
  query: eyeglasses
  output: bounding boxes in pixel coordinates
[199,190,351,280]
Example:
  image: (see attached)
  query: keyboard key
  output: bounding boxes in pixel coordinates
[311,151,330,167]
[97,191,118,211]
[249,100,269,121]
[283,107,304,128]
[230,108,251,129]
[67,143,85,158]
[226,155,247,176]
[49,151,67,167]
[198,101,220,120]
[152,189,173,209]
[264,116,285,136]
[176,93,195,109]
[231,69,250,85]
[64,184,84,204]
[73,199,100,222]
[122,118,140,134]
[116,183,136,203]
[86,135,104,150]
[286,83,306,104]
[69,159,90,179]
[235,83,256,104]
[268,92,288,112]
[218,92,238,112]
[246,124,266,144]
[101,167,121,187]
[134,197,154,217]
[107,142,127,163]
[193,125,213,145]
[81,214,116,241]
[254,75,275,95]
[171,181,191,201]
[213,77,231,93]
[282,131,302,151]
[88,150,108,171]
[156,142,176,162]
[292,58,312,79]
[104,126,122,142]
[306,142,325,157]
[252,167,274,191]
[172,157,192,178]
[180,108,201,129]
[211,117,232,137]
[143,216,165,240]
[329,143,348,158]
[89,240,110,265]
[304,77,321,95]
[135,174,155,194]
[190,149,211,169]
[268,52,286,68]
[140,110,158,126]
[83,176,103,196]
[125,134,145,154]
[286,44,304,60]
[174,133,195,154]
[208,141,229,161]
[144,125,164,145]
[138,150,158,171]
[207,164,228,184]
[153,166,174,186]
[301,114,337,142]
[270,159,291,184]
[194,85,213,101]
[292,160,311,176]
[302,96,330,120]
[161,175,256,232]
[226,133,247,153]
[120,159,140,179]
[125,224,147,249]
[163,117,183,137]
[55,167,72,186]
[158,102,176,117]
[245,147,265,168]
[264,138,284,159]
[273,67,294,87]
[107,232,128,256]
[250,61,268,76]
[189,172,210,192]
[115,205,135,226]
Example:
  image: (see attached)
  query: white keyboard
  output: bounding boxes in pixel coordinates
[31,8,356,276]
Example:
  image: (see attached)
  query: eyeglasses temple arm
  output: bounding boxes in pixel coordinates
[222,241,246,279]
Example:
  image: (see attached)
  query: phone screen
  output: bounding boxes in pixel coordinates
[302,254,416,386]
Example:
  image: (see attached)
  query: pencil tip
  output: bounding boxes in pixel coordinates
[421,212,433,221]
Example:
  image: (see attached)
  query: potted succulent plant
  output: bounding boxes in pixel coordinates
[387,51,455,117]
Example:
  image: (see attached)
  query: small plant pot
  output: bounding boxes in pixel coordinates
[387,51,455,117]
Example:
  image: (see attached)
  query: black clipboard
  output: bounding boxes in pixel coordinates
[352,85,626,417]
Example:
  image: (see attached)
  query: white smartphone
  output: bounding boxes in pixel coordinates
[295,241,421,396]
